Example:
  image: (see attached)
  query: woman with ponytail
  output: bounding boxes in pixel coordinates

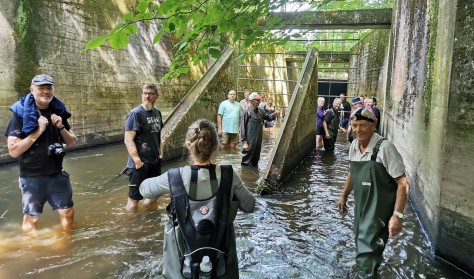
[140,119,255,279]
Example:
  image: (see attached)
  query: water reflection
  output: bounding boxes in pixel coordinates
[0,126,470,278]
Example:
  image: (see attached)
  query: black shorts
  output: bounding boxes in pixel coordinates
[128,161,161,200]
[316,126,324,136]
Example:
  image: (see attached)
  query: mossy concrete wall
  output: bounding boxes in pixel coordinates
[385,0,473,273]
[0,0,175,163]
[348,29,390,111]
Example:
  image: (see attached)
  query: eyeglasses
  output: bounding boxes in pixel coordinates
[142,92,157,96]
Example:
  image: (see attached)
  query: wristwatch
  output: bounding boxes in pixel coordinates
[393,211,404,219]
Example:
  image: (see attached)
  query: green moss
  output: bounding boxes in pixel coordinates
[13,0,39,95]
[81,0,128,30]
[424,0,439,127]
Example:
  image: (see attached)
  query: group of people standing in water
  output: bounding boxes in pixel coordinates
[4,76,409,278]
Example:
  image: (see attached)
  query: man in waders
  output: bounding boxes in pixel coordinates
[240,92,278,166]
[337,107,409,277]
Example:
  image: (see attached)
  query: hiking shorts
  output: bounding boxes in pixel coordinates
[222,133,239,144]
[19,171,74,216]
[128,161,161,200]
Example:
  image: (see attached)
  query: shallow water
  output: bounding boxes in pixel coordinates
[0,127,470,278]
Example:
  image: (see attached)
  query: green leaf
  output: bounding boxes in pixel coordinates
[122,12,134,21]
[208,48,221,59]
[83,36,108,51]
[242,29,253,36]
[136,0,149,13]
[244,35,255,48]
[168,22,175,32]
[153,30,164,45]
[123,24,137,36]
[109,33,130,50]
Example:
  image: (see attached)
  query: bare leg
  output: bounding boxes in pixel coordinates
[126,198,139,212]
[58,208,75,231]
[22,214,39,232]
[220,143,229,150]
[229,143,237,150]
[143,198,158,209]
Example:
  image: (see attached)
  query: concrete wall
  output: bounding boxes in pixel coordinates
[348,29,390,108]
[265,49,318,187]
[385,0,473,273]
[0,0,207,164]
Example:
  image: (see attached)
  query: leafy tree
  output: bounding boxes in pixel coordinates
[83,0,393,80]
[83,0,301,80]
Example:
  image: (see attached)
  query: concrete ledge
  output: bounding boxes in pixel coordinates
[161,46,234,160]
[268,9,392,30]
[264,48,318,186]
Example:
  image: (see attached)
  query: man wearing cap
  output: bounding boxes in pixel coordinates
[5,74,77,232]
[217,90,241,150]
[240,92,278,166]
[346,97,364,143]
[337,107,409,276]
[124,83,163,211]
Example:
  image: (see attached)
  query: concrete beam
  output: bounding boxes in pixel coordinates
[267,9,392,30]
[161,46,234,160]
[264,48,318,187]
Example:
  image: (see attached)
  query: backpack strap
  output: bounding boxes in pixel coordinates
[371,138,386,161]
[189,165,219,199]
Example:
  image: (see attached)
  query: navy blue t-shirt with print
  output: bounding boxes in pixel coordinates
[125,105,163,168]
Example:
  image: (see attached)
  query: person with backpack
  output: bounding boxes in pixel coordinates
[140,119,256,279]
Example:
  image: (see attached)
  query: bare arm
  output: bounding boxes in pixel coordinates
[337,172,352,212]
[388,174,409,237]
[51,114,76,146]
[7,116,48,158]
[124,130,144,168]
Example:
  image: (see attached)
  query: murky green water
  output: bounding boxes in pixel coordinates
[0,127,470,278]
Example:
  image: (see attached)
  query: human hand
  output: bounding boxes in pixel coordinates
[337,196,347,213]
[135,160,145,169]
[325,134,330,139]
[51,114,63,129]
[218,129,222,137]
[242,141,249,153]
[37,116,49,132]
[388,215,403,237]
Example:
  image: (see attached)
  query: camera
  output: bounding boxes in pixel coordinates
[47,143,65,157]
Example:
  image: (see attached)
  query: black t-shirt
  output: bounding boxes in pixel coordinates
[4,109,67,176]
[125,105,163,167]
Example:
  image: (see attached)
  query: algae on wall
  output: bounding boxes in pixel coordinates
[347,29,390,103]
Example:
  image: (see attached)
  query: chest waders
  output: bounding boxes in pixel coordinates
[350,139,397,276]
[242,114,263,165]
[168,165,233,279]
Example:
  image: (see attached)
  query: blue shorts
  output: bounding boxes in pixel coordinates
[19,171,74,216]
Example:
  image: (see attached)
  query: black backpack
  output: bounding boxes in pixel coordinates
[168,165,233,278]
